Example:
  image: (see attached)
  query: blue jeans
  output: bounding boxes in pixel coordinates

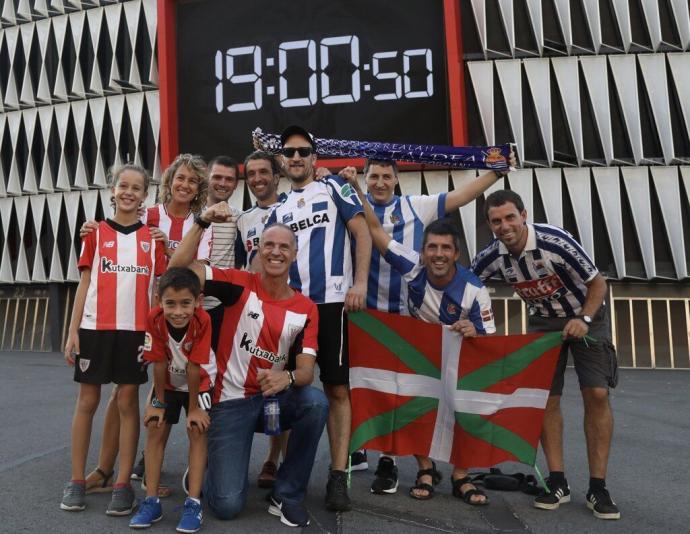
[205,386,328,520]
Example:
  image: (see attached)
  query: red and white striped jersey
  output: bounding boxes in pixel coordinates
[78,220,167,331]
[143,306,217,392]
[202,266,319,403]
[143,204,211,262]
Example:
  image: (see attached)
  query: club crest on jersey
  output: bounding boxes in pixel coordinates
[297,198,305,209]
[282,213,293,223]
[79,358,90,372]
[140,241,150,253]
[533,261,548,277]
[340,184,355,197]
[389,214,400,224]
[261,214,268,224]
[184,341,193,352]
[143,333,152,351]
[447,303,458,315]
[103,241,115,248]
[247,228,257,238]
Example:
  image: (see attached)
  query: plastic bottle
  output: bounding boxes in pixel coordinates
[264,396,281,435]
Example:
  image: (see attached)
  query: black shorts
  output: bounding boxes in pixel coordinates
[74,329,148,385]
[163,389,213,425]
[316,302,349,385]
[528,307,619,395]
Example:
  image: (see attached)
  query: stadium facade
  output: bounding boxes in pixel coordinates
[0,1,688,369]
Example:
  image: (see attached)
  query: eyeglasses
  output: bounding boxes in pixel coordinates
[281,147,313,158]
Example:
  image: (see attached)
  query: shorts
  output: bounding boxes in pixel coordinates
[74,329,148,385]
[163,389,213,425]
[528,307,619,396]
[316,302,349,385]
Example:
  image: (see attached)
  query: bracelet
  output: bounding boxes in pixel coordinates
[194,214,211,229]
[495,170,509,178]
[286,370,295,389]
[151,396,168,409]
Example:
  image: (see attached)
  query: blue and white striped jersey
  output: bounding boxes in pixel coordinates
[470,223,599,318]
[368,193,446,314]
[234,193,288,270]
[266,176,363,304]
[383,239,496,333]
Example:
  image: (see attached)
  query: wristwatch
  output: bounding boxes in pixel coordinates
[194,214,211,229]
[151,396,168,409]
[579,315,592,325]
[286,370,296,389]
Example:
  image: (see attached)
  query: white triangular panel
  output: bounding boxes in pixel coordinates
[6,111,23,195]
[622,167,655,278]
[507,169,533,223]
[564,169,594,260]
[35,19,52,103]
[29,194,47,282]
[51,15,69,101]
[592,168,625,278]
[13,196,31,282]
[227,182,245,212]
[81,190,99,220]
[0,198,14,282]
[670,0,690,49]
[470,0,486,54]
[467,61,494,145]
[46,193,64,281]
[107,94,125,168]
[551,57,582,164]
[104,3,123,92]
[4,27,20,109]
[497,0,515,54]
[668,54,690,152]
[524,0,543,54]
[398,172,422,196]
[99,188,113,219]
[71,100,89,189]
[581,0,602,53]
[89,97,107,187]
[609,55,643,164]
[639,0,662,51]
[53,103,71,190]
[638,54,674,164]
[610,0,632,52]
[553,0,572,54]
[580,56,613,165]
[651,167,687,278]
[37,106,55,192]
[19,23,37,106]
[535,168,563,227]
[63,191,81,281]
[451,170,478,259]
[21,108,39,193]
[523,58,552,165]
[125,93,144,165]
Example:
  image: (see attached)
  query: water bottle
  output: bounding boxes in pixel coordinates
[263,396,281,435]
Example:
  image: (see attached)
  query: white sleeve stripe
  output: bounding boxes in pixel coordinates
[204,264,214,280]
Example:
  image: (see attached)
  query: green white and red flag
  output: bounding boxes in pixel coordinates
[349,310,562,468]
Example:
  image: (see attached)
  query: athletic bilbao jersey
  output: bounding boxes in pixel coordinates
[143,204,211,262]
[367,193,446,314]
[78,220,166,331]
[266,176,363,304]
[471,223,598,318]
[235,194,287,270]
[143,306,217,392]
[202,266,318,403]
[384,240,496,333]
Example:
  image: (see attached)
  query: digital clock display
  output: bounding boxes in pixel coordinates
[174,0,452,161]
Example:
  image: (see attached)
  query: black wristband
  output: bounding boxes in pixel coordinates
[495,169,509,178]
[194,214,211,229]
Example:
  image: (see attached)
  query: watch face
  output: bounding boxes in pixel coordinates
[175,0,451,160]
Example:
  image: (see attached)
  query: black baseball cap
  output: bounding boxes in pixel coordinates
[280,125,316,149]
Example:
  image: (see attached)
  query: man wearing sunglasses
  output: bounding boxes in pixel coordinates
[266,125,372,512]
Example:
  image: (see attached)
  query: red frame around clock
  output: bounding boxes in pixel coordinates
[157,0,467,170]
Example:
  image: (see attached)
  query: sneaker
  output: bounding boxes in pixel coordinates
[350,450,368,471]
[176,497,203,533]
[258,461,278,488]
[129,496,162,528]
[131,454,146,481]
[60,481,86,511]
[371,457,398,494]
[533,477,571,510]
[268,494,310,527]
[107,484,137,516]
[586,488,621,520]
[325,470,352,512]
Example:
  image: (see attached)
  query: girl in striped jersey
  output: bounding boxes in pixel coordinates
[61,164,167,516]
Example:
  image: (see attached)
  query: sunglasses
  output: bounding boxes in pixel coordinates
[281,147,313,158]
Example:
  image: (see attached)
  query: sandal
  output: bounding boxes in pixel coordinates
[257,461,278,489]
[85,467,114,494]
[452,476,489,506]
[141,476,173,498]
[409,461,442,500]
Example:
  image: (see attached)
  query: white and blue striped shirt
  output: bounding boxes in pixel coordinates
[471,223,599,318]
[266,176,363,304]
[368,193,446,314]
[234,193,287,270]
[384,240,496,333]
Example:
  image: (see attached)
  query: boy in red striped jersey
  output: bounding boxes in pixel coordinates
[62,164,166,516]
[130,267,216,532]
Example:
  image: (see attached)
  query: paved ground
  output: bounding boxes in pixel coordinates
[1,351,688,534]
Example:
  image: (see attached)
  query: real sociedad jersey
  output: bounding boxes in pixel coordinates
[266,177,363,304]
[367,193,446,314]
[143,204,211,262]
[383,240,496,333]
[143,306,217,392]
[235,193,288,270]
[470,223,599,318]
[78,220,167,331]
[202,266,319,403]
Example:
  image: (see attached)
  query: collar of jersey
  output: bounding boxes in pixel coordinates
[498,222,537,257]
[366,192,400,208]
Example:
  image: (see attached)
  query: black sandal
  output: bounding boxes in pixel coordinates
[85,467,114,494]
[409,461,442,500]
[452,476,489,506]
